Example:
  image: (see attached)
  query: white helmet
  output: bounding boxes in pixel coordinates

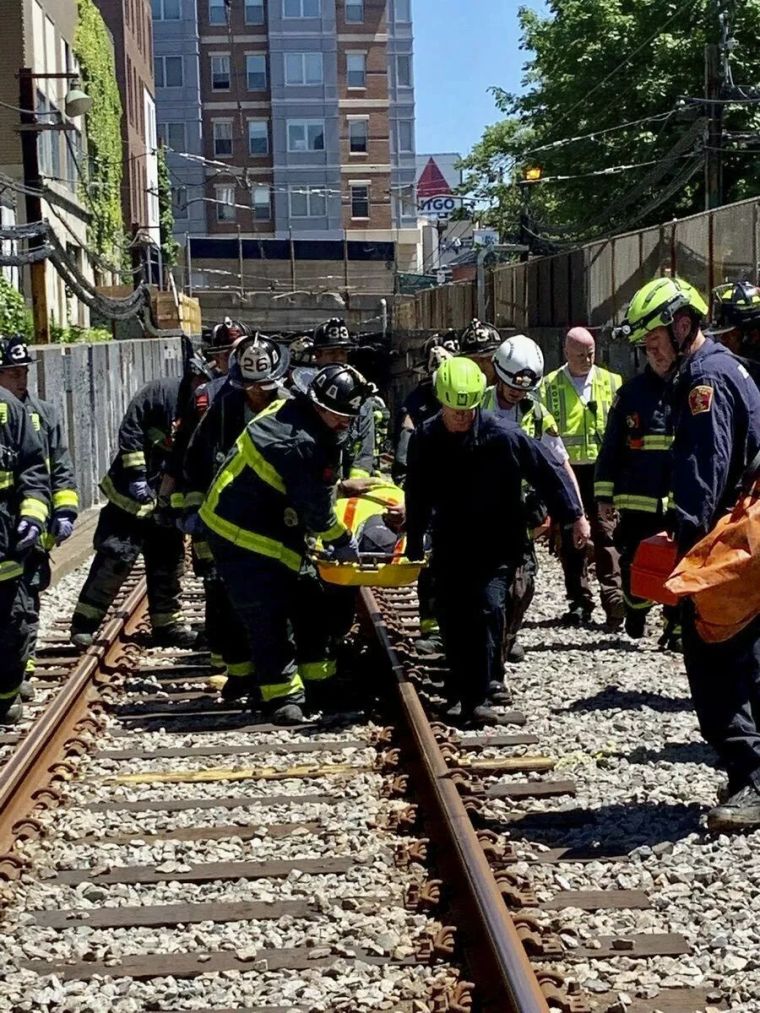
[492,335,544,392]
[228,335,289,390]
[427,344,452,374]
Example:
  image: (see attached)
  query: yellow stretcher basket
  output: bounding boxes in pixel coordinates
[315,552,423,588]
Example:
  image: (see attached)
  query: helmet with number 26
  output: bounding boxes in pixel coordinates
[228,336,290,390]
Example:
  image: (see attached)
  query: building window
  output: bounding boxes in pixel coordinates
[208,0,227,23]
[159,122,186,151]
[216,184,236,221]
[284,52,323,86]
[284,0,320,16]
[245,0,265,23]
[345,0,363,22]
[152,0,180,19]
[248,119,269,155]
[395,0,410,21]
[211,55,231,90]
[155,56,183,88]
[348,118,368,154]
[346,53,366,88]
[287,119,325,152]
[398,119,414,152]
[213,120,233,156]
[173,186,188,219]
[396,54,412,87]
[350,183,370,219]
[253,185,271,220]
[290,185,326,217]
[246,54,267,90]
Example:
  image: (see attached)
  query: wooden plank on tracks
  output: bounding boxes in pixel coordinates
[52,856,354,885]
[570,932,689,959]
[486,779,577,799]
[83,792,335,813]
[542,889,651,910]
[69,820,322,845]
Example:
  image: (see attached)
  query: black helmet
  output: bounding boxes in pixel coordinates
[312,317,354,350]
[289,334,315,366]
[0,334,34,369]
[711,281,760,331]
[308,363,374,417]
[228,335,289,390]
[459,318,500,355]
[204,317,250,354]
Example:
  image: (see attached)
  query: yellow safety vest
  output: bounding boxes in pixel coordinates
[335,483,406,554]
[540,365,622,465]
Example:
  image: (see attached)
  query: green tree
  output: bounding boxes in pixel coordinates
[461,0,760,243]
[157,144,181,269]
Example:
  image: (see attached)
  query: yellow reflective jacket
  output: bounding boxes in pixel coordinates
[540,364,622,465]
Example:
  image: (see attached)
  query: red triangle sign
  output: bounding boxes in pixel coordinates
[417,157,452,199]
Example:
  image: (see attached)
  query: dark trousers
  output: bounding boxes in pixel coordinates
[292,567,354,684]
[20,547,52,676]
[204,574,252,678]
[72,502,185,633]
[0,577,34,703]
[683,610,760,792]
[209,534,304,706]
[433,560,515,712]
[560,464,622,616]
[615,510,679,632]
[504,539,537,656]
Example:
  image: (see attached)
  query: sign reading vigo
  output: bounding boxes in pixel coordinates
[417,194,461,220]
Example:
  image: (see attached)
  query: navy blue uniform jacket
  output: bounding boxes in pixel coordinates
[405,409,583,566]
[671,339,760,553]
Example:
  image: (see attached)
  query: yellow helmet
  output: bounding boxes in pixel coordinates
[434,356,486,409]
[614,277,709,345]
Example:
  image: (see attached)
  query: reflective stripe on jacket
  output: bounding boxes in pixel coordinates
[200,396,347,572]
[594,366,673,515]
[0,389,50,580]
[100,377,182,516]
[482,388,558,439]
[540,364,622,465]
[24,393,78,551]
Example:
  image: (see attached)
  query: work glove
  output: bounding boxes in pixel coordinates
[50,514,75,544]
[128,479,154,504]
[328,534,360,563]
[16,519,42,552]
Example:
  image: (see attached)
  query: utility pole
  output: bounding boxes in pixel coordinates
[18,68,49,344]
[705,42,724,210]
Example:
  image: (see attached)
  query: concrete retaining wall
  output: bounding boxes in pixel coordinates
[27,337,184,513]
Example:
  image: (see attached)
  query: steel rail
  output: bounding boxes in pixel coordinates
[0,578,149,860]
[359,587,550,1013]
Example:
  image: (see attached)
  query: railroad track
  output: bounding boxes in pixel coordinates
[0,570,732,1012]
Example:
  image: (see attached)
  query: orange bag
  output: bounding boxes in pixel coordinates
[631,533,679,606]
[665,465,760,642]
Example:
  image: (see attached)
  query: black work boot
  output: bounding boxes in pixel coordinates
[707,784,760,833]
[624,610,647,639]
[152,624,196,649]
[221,677,255,702]
[70,626,96,650]
[265,700,306,726]
[416,631,444,655]
[18,680,35,701]
[562,602,592,627]
[463,704,514,728]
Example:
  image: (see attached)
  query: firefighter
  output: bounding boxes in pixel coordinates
[0,336,78,687]
[0,376,49,723]
[616,276,760,832]
[393,335,456,486]
[457,318,500,385]
[199,364,374,725]
[406,357,587,727]
[203,317,249,377]
[312,317,376,487]
[484,335,581,662]
[710,281,760,386]
[541,327,624,627]
[594,339,676,643]
[393,335,457,653]
[183,335,290,700]
[70,360,206,649]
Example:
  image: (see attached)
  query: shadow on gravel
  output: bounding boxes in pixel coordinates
[525,638,641,654]
[562,687,693,714]
[490,800,706,851]
[620,740,720,768]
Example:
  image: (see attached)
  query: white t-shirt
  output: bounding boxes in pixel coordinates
[493,400,569,467]
[565,363,594,403]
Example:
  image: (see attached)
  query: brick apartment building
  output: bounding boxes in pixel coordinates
[153,0,420,293]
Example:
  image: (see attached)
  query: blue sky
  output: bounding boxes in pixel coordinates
[413,0,546,159]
